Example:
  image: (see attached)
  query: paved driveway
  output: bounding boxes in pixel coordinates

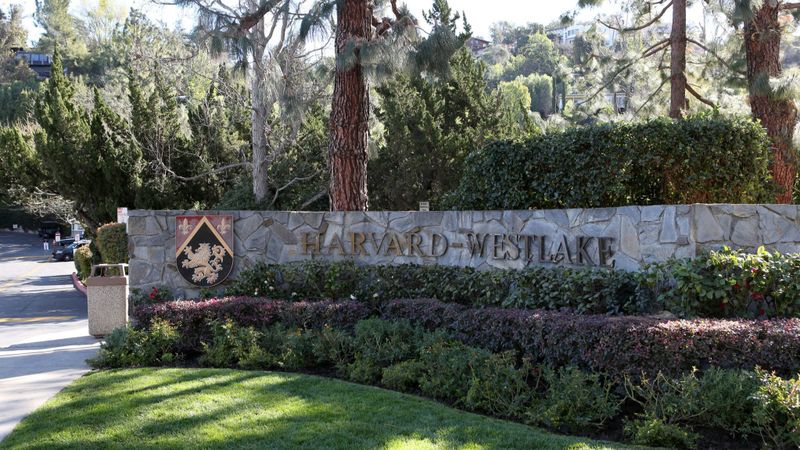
[0,231,99,441]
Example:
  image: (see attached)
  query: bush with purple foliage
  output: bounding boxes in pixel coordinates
[381,298,800,378]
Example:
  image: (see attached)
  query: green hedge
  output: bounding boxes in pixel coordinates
[447,113,773,209]
[228,246,800,319]
[95,223,128,264]
[226,260,646,315]
[642,246,800,319]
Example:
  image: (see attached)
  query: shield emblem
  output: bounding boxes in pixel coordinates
[175,215,234,287]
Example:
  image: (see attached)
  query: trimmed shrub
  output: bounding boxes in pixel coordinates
[74,245,93,280]
[382,360,425,392]
[447,112,773,210]
[465,352,533,418]
[347,319,424,384]
[624,419,699,449]
[309,326,354,375]
[133,297,370,353]
[531,366,621,432]
[200,320,269,369]
[643,246,800,319]
[418,337,491,403]
[89,319,180,368]
[381,299,800,377]
[751,369,800,449]
[95,223,128,264]
[227,260,645,316]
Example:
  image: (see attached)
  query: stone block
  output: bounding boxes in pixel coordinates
[270,222,298,244]
[731,218,759,247]
[620,216,640,260]
[237,213,264,241]
[758,206,795,244]
[694,205,724,242]
[543,209,569,228]
[659,206,678,243]
[641,206,664,222]
[585,208,616,223]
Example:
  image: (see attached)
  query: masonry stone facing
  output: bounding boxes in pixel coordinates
[128,205,800,298]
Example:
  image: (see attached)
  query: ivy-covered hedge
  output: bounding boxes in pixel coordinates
[447,113,773,210]
[132,297,800,378]
[227,247,800,319]
[643,246,800,319]
[226,260,646,315]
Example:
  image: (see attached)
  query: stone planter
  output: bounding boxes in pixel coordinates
[86,264,129,337]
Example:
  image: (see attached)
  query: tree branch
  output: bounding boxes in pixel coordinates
[160,161,251,181]
[780,2,800,10]
[685,82,716,107]
[635,76,669,114]
[686,38,746,75]
[576,41,669,107]
[599,1,673,32]
[299,189,328,209]
[270,171,320,205]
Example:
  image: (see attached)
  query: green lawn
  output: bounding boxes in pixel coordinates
[1,368,637,449]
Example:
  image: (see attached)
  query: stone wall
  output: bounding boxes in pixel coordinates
[128,205,800,298]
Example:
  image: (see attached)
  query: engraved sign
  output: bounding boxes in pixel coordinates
[298,230,615,267]
[176,216,234,287]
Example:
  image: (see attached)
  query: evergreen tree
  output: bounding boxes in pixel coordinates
[370,49,501,209]
[89,87,144,220]
[34,46,99,227]
[302,0,469,210]
[187,70,248,205]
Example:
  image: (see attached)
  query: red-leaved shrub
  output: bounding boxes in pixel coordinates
[133,297,371,352]
[381,299,800,378]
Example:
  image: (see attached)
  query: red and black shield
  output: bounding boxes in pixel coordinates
[175,216,234,287]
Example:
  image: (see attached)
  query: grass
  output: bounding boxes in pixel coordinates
[0,368,639,450]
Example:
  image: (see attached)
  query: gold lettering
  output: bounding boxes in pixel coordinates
[327,233,347,256]
[551,235,573,264]
[368,233,389,254]
[407,233,424,256]
[301,232,321,255]
[504,234,521,260]
[599,237,615,267]
[431,233,448,257]
[538,235,548,262]
[384,233,404,256]
[466,233,489,257]
[492,234,503,259]
[350,232,367,256]
[577,236,594,265]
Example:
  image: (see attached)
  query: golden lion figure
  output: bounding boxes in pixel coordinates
[181,243,227,284]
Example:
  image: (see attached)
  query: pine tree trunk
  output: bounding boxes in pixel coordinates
[669,0,687,119]
[328,0,371,211]
[251,63,270,203]
[744,2,797,204]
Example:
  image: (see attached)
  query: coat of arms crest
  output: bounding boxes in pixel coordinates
[175,215,234,287]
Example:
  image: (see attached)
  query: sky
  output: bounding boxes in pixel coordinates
[4,0,706,47]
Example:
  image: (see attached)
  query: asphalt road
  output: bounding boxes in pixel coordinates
[0,231,99,441]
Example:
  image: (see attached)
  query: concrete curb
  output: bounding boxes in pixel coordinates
[71,273,87,297]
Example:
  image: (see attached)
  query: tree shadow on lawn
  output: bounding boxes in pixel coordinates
[1,368,628,450]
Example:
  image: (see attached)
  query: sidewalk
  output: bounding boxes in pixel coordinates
[0,231,99,441]
[0,322,98,440]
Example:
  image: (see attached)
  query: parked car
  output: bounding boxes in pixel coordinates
[53,237,76,248]
[38,221,62,239]
[52,240,90,262]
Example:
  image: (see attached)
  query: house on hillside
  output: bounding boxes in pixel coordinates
[11,48,53,79]
[466,37,491,54]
